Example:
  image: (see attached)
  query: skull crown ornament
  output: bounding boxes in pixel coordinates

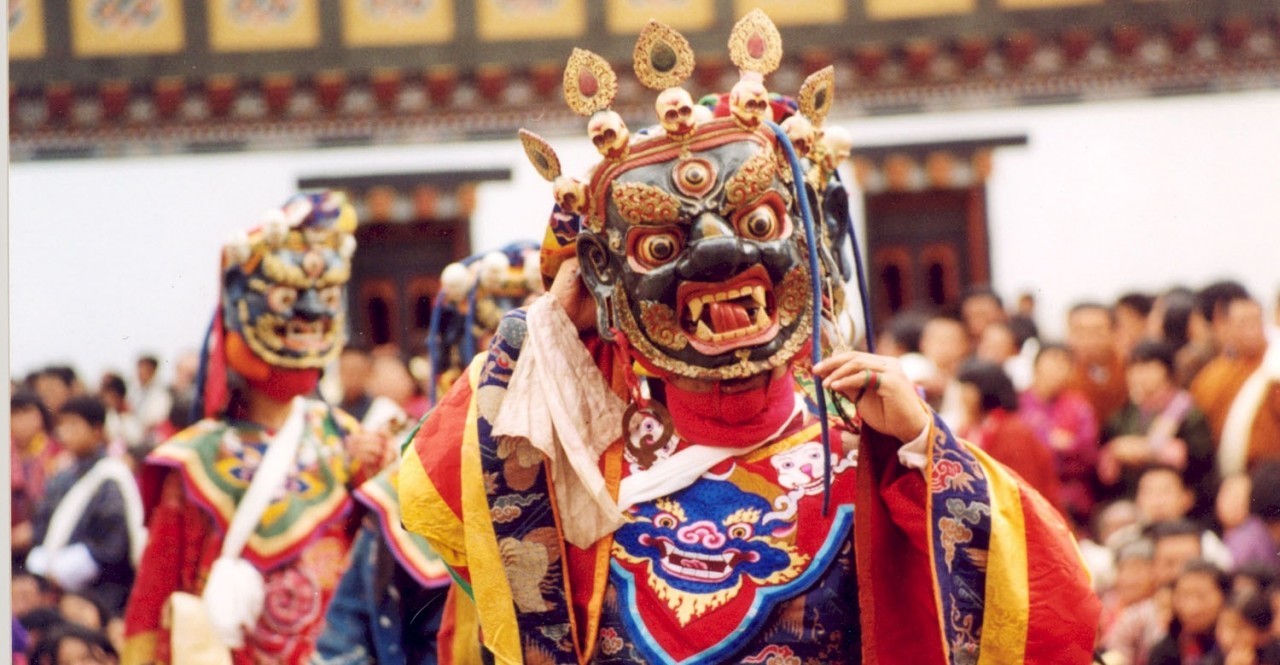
[519,11,854,382]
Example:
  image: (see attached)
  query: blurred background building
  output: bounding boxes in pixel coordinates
[10,0,1280,379]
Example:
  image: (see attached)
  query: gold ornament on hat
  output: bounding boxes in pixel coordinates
[519,129,562,182]
[563,48,618,117]
[634,20,700,140]
[633,20,695,91]
[520,128,590,215]
[729,9,783,77]
[799,66,835,127]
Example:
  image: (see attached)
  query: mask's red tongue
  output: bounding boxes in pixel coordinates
[709,301,751,333]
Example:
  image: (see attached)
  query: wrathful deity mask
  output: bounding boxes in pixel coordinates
[521,12,852,382]
[221,192,357,371]
[578,127,812,381]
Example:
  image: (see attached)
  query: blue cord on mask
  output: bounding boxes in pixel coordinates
[766,120,835,516]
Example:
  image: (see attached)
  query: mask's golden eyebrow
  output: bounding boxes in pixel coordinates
[261,252,312,289]
[723,151,777,208]
[611,181,684,226]
[256,251,350,291]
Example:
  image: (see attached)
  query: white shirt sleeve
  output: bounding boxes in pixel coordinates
[896,421,931,471]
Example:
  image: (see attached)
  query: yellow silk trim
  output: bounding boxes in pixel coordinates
[971,445,1030,665]
[398,444,467,569]
[449,587,486,665]
[120,630,158,665]
[458,357,522,664]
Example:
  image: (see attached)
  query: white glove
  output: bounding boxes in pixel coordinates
[202,557,265,649]
[49,543,101,592]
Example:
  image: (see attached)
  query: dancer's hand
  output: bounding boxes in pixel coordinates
[348,430,394,472]
[549,257,598,333]
[813,351,930,443]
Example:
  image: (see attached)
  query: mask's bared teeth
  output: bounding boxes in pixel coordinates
[689,299,704,322]
[755,307,769,328]
[752,286,767,308]
[696,321,714,341]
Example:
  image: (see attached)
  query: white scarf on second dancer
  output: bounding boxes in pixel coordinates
[202,395,309,649]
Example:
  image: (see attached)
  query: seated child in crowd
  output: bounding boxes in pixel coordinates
[1149,560,1228,665]
[28,622,118,665]
[1219,473,1280,573]
[1100,538,1158,632]
[1103,520,1215,665]
[1109,465,1233,571]
[1081,500,1141,593]
[1202,590,1280,664]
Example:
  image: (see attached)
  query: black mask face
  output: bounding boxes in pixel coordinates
[577,123,813,381]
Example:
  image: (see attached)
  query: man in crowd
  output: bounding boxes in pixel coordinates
[130,355,171,435]
[920,314,972,428]
[960,285,1008,345]
[1067,302,1129,425]
[1114,292,1155,364]
[1100,340,1215,514]
[337,345,376,422]
[1191,291,1280,475]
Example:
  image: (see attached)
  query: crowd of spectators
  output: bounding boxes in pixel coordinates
[878,280,1280,665]
[10,280,1279,664]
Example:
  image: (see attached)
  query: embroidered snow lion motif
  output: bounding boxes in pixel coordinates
[613,480,806,625]
[500,527,561,613]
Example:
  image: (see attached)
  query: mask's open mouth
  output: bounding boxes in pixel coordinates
[676,265,780,355]
[256,313,335,354]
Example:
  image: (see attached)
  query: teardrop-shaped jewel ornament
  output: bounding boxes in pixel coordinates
[633,20,696,91]
[729,9,783,77]
[518,129,562,182]
[563,48,618,117]
[799,66,836,127]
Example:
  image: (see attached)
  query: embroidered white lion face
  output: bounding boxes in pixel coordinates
[771,442,828,496]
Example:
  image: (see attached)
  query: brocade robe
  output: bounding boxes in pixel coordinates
[400,311,1100,665]
[123,401,370,665]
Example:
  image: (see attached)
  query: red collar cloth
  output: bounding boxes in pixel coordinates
[664,371,798,448]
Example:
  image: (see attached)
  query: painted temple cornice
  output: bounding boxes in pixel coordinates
[11,12,1280,160]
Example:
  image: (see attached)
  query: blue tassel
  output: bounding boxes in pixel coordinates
[462,284,479,365]
[767,120,835,517]
[190,310,218,423]
[426,291,447,404]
